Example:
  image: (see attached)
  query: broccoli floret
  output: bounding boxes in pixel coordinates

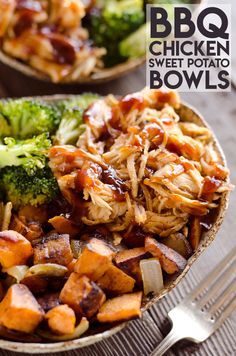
[54,107,84,145]
[0,134,51,175]
[0,113,11,138]
[89,0,144,66]
[0,166,59,208]
[119,23,148,59]
[54,93,100,145]
[0,99,60,139]
[57,93,101,112]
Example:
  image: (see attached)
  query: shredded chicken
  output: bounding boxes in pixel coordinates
[49,87,232,239]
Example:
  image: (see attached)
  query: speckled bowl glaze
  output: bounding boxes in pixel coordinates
[0,95,230,353]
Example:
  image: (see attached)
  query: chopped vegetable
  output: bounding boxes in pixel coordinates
[189,216,202,251]
[89,0,144,66]
[25,264,68,278]
[60,273,106,318]
[0,99,60,139]
[162,233,192,258]
[45,305,76,335]
[37,292,60,312]
[74,238,115,280]
[54,107,83,146]
[38,317,89,341]
[140,258,164,295]
[0,134,50,175]
[119,22,148,59]
[1,201,12,231]
[10,215,43,242]
[48,216,80,237]
[97,292,142,323]
[0,230,33,268]
[70,240,82,259]
[145,237,187,274]
[33,234,73,266]
[0,284,44,333]
[0,166,59,208]
[3,265,29,283]
[115,247,151,283]
[97,264,135,295]
[0,113,11,138]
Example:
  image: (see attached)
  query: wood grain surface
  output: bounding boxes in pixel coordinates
[0,1,235,354]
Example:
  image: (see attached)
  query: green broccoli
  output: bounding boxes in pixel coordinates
[119,23,148,59]
[0,166,59,208]
[0,134,51,175]
[56,93,101,112]
[54,107,84,145]
[54,93,100,145]
[0,113,11,138]
[89,0,145,66]
[0,99,60,139]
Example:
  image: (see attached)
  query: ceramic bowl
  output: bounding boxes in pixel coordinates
[0,95,229,353]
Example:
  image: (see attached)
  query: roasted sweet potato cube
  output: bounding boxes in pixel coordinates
[46,305,76,335]
[74,238,115,280]
[162,233,192,258]
[0,230,33,268]
[0,284,44,333]
[60,273,106,318]
[21,275,49,294]
[37,292,60,312]
[33,233,73,266]
[97,292,142,323]
[189,216,202,251]
[0,282,4,302]
[145,237,187,274]
[97,265,135,295]
[48,216,80,237]
[19,205,48,224]
[115,247,151,283]
[10,215,43,242]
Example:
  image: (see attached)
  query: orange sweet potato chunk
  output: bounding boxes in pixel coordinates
[145,237,187,274]
[0,284,44,333]
[115,247,151,283]
[48,216,80,237]
[33,233,73,266]
[60,273,105,318]
[97,292,142,323]
[0,230,33,268]
[46,305,76,335]
[189,216,202,251]
[97,265,135,295]
[74,238,115,280]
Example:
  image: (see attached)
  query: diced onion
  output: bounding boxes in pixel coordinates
[71,240,82,258]
[3,265,29,283]
[140,258,164,296]
[25,263,68,278]
[38,317,89,341]
[1,202,12,231]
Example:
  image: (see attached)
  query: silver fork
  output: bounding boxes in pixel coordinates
[151,246,236,356]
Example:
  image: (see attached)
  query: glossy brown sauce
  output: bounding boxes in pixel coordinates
[49,35,76,65]
[14,12,34,36]
[201,176,221,201]
[102,167,127,202]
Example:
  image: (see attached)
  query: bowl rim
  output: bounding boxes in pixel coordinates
[0,96,230,353]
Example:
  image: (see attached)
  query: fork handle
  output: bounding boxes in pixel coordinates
[150,328,183,356]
